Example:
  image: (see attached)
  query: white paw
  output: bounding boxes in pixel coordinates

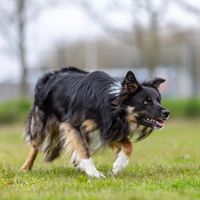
[112,151,129,175]
[78,158,105,178]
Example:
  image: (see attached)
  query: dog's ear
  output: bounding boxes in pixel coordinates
[148,78,165,88]
[122,71,140,94]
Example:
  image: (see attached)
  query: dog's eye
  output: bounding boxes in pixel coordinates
[144,97,152,105]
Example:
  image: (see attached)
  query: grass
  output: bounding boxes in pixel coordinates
[163,99,200,117]
[0,119,200,200]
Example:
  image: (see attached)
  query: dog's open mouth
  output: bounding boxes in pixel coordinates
[141,117,165,129]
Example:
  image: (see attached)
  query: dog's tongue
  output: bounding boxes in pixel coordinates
[156,119,164,128]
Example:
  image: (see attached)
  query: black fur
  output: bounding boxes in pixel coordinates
[25,67,169,161]
[36,68,129,141]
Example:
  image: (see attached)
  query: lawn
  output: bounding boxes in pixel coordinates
[0,119,200,200]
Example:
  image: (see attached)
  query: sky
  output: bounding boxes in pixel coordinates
[0,0,200,82]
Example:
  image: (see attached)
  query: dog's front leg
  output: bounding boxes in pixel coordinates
[110,138,133,175]
[60,122,105,178]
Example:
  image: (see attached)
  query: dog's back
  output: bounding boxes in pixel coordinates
[34,67,88,108]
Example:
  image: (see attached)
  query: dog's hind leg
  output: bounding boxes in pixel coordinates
[60,122,105,178]
[110,138,133,175]
[21,106,46,171]
[21,145,38,171]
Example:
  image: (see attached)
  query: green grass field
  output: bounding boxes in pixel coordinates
[0,119,200,200]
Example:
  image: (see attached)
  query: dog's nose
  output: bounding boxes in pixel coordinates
[162,109,170,119]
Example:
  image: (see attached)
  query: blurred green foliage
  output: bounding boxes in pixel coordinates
[0,99,199,124]
[0,99,32,124]
[163,98,200,118]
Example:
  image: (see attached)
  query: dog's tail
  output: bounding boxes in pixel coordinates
[25,105,64,162]
[25,105,47,146]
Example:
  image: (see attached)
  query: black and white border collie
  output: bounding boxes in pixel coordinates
[21,67,169,178]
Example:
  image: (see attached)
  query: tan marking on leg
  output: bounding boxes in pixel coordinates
[21,146,38,172]
[110,138,133,157]
[81,119,98,134]
[121,139,133,157]
[60,122,104,178]
[80,120,101,154]
[110,142,121,154]
[110,138,133,174]
[60,122,90,159]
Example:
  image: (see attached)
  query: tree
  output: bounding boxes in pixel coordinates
[17,0,28,97]
[0,0,62,97]
[79,0,171,77]
[175,0,200,97]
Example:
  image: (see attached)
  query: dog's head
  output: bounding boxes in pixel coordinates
[111,71,170,129]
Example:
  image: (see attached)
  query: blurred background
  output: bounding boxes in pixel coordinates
[0,0,200,123]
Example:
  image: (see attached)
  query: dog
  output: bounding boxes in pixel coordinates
[21,67,169,178]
